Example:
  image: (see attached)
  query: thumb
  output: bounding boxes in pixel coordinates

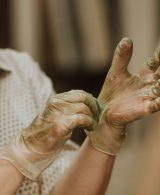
[98,37,133,103]
[110,37,133,75]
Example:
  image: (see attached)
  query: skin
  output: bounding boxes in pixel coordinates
[22,90,100,154]
[0,160,24,195]
[0,90,100,182]
[51,38,160,194]
[99,38,160,128]
[0,38,160,195]
[86,38,160,156]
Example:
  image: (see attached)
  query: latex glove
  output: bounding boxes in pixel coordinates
[0,90,100,180]
[86,38,160,155]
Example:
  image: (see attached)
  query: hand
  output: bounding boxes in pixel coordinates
[99,38,160,128]
[23,89,100,153]
[86,38,160,155]
[0,90,100,180]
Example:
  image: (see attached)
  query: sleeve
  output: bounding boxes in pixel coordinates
[2,49,56,109]
[18,52,56,108]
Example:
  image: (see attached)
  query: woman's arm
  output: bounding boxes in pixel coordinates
[51,38,160,195]
[0,38,160,195]
[0,160,24,195]
[50,137,115,195]
[0,137,114,195]
[0,90,100,194]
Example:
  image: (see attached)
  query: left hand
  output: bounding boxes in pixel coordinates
[86,38,160,155]
[99,38,160,129]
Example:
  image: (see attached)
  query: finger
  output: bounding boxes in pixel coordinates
[145,47,160,72]
[139,74,157,87]
[110,37,133,75]
[86,94,102,122]
[151,79,160,96]
[44,97,96,120]
[152,87,160,96]
[156,79,160,87]
[155,66,160,77]
[57,90,101,121]
[98,38,133,103]
[64,102,93,116]
[142,85,159,100]
[154,47,160,62]
[67,114,97,131]
[152,48,160,75]
[145,58,160,72]
[148,97,160,113]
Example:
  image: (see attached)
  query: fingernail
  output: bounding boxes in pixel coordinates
[120,37,133,48]
[147,58,155,67]
[152,87,160,96]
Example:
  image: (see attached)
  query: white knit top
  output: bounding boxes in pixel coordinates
[0,49,78,194]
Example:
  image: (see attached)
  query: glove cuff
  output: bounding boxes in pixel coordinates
[85,121,127,155]
[0,134,64,181]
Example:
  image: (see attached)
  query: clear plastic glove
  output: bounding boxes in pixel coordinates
[86,38,160,155]
[0,90,100,180]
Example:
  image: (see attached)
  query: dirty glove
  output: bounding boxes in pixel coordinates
[86,38,160,155]
[0,90,100,180]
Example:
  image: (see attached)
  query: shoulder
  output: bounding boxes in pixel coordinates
[0,48,56,98]
[0,49,54,88]
[0,49,35,67]
[0,49,41,75]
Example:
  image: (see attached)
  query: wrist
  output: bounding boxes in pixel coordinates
[85,119,127,156]
[0,159,25,180]
[86,137,116,159]
[0,134,63,181]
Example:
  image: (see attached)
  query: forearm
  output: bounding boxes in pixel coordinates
[0,159,24,195]
[50,137,115,195]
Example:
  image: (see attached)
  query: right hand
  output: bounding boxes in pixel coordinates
[22,90,100,153]
[0,90,100,180]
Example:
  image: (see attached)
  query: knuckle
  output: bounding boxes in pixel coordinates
[49,97,58,105]
[70,89,85,94]
[155,99,160,107]
[83,115,92,124]
[107,74,118,83]
[56,126,69,138]
[49,97,64,107]
[70,89,88,99]
[69,89,76,93]
[78,89,86,95]
[88,93,94,100]
[77,114,84,121]
[78,115,86,123]
[80,104,90,114]
[86,117,93,126]
[78,90,88,101]
[69,90,92,103]
[148,102,157,113]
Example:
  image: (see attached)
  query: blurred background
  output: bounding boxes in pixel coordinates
[1,0,160,194]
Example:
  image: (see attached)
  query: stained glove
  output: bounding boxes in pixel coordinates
[0,90,100,180]
[86,38,160,155]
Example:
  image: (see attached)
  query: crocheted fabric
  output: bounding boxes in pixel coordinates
[0,49,78,194]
